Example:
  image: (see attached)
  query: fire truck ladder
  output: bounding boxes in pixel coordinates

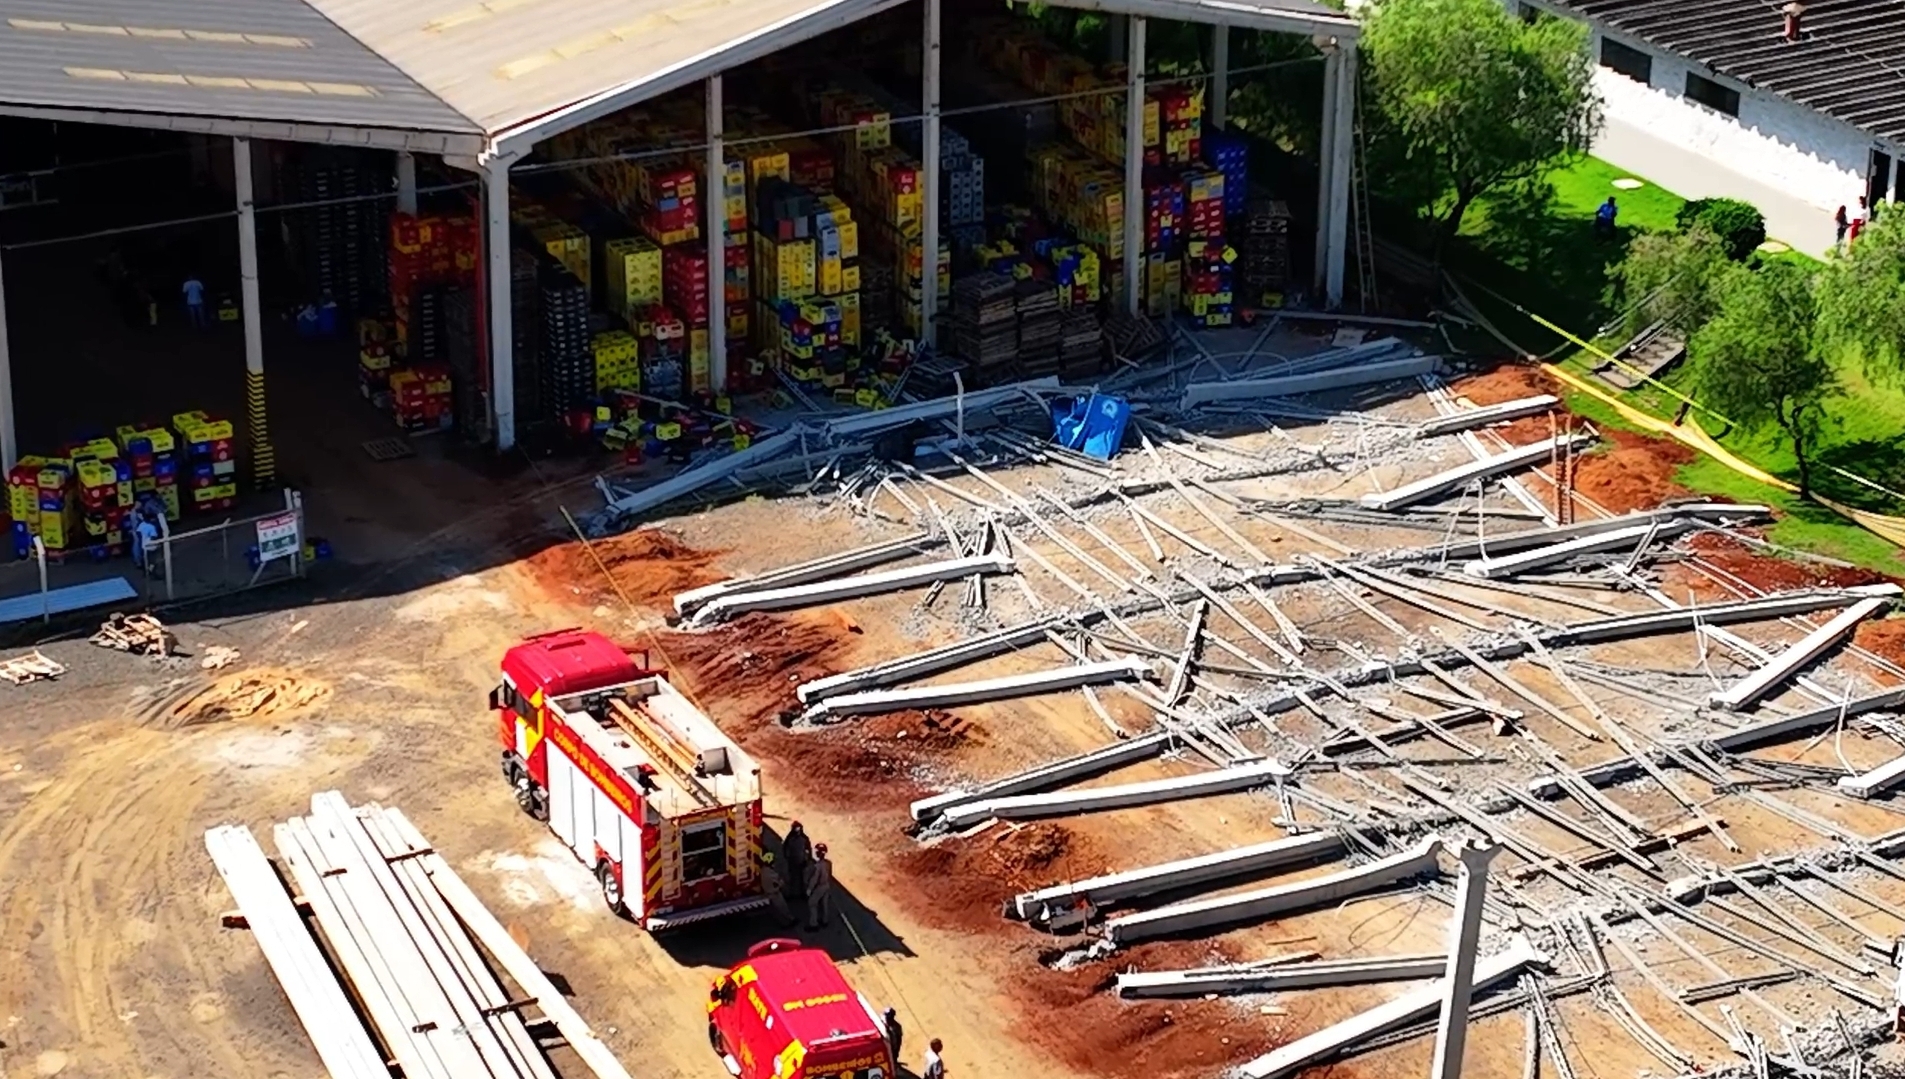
[607,698,718,808]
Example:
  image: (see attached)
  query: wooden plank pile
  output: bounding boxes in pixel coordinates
[205,792,636,1079]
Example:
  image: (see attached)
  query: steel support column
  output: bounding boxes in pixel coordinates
[396,151,418,215]
[1430,840,1501,1079]
[1210,24,1230,130]
[1313,45,1340,296]
[706,75,727,391]
[235,137,273,487]
[484,156,516,451]
[1122,15,1146,316]
[921,0,942,347]
[1325,43,1356,309]
[0,249,14,472]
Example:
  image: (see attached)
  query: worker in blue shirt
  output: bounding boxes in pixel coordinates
[1594,197,1618,238]
[183,274,207,328]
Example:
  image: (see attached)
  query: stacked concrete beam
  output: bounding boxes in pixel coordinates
[1010,832,1344,922]
[910,732,1174,824]
[803,658,1151,721]
[1462,520,1691,580]
[674,531,937,616]
[1360,434,1593,512]
[687,554,1016,624]
[1117,954,1448,998]
[940,759,1289,830]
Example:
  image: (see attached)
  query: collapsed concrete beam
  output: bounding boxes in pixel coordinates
[1235,937,1548,1079]
[1416,395,1560,439]
[819,377,1059,441]
[1838,753,1905,799]
[1117,953,1448,998]
[1711,684,1905,753]
[940,759,1289,830]
[804,658,1151,722]
[910,731,1173,823]
[1180,354,1442,410]
[600,426,807,521]
[1360,434,1593,512]
[674,532,936,615]
[688,554,1015,624]
[1708,596,1894,711]
[1010,832,1344,921]
[1102,837,1445,947]
[1425,503,1769,564]
[799,617,1068,704]
[1552,584,1902,648]
[1462,520,1691,580]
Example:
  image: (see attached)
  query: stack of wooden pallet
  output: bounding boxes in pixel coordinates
[206,793,634,1079]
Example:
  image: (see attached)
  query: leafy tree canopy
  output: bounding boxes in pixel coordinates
[1610,226,1737,339]
[1818,209,1905,380]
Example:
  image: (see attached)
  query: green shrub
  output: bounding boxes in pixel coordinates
[1675,197,1767,260]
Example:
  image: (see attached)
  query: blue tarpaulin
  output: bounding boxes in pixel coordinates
[1052,394,1132,460]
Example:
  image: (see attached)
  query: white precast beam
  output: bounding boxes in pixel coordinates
[1013,831,1343,920]
[1556,583,1901,648]
[1313,45,1339,297]
[806,658,1148,720]
[484,155,516,451]
[820,378,1058,440]
[942,759,1288,829]
[383,808,640,1079]
[706,75,728,392]
[1117,954,1448,998]
[1463,520,1691,580]
[921,0,942,346]
[910,730,1173,822]
[1708,596,1892,711]
[1181,353,1442,409]
[1710,681,1905,753]
[691,553,1014,623]
[1122,15,1146,316]
[1429,503,1770,563]
[803,616,1066,704]
[1361,433,1594,511]
[1103,836,1444,946]
[1838,753,1905,799]
[1417,395,1561,438]
[1238,937,1547,1079]
[603,425,807,519]
[0,247,14,471]
[677,532,937,615]
[1324,42,1355,309]
[205,826,389,1079]
[1430,841,1501,1079]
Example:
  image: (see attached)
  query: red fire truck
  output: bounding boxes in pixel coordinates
[708,939,897,1079]
[492,628,768,929]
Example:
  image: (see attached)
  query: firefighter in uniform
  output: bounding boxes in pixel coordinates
[760,851,794,927]
[805,843,834,930]
[783,821,814,900]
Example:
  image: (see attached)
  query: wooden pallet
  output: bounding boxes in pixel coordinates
[0,650,64,684]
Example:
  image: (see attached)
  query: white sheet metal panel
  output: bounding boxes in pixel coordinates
[0,575,135,624]
[548,745,576,849]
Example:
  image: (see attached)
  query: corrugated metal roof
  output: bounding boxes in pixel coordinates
[1551,0,1905,142]
[0,0,481,133]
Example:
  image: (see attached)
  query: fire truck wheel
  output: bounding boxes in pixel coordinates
[598,862,627,916]
[512,775,545,820]
[708,1021,723,1054]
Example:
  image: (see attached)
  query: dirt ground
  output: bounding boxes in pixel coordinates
[7,353,1905,1079]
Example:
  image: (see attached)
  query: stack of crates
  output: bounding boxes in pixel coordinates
[1140,252,1182,318]
[635,160,701,246]
[533,220,591,295]
[1181,240,1236,327]
[1144,176,1187,256]
[6,457,65,558]
[174,411,237,513]
[116,424,179,522]
[1202,130,1250,222]
[388,213,477,362]
[291,149,389,314]
[390,367,453,431]
[593,330,641,392]
[1184,168,1227,242]
[1030,146,1124,261]
[509,248,544,427]
[631,304,687,400]
[74,446,130,557]
[359,336,396,403]
[539,263,593,421]
[774,297,846,386]
[604,236,664,322]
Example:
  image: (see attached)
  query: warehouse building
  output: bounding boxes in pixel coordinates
[0,0,1359,567]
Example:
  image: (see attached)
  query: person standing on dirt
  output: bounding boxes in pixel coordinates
[882,1006,902,1066]
[760,851,794,928]
[783,821,813,900]
[923,1037,946,1079]
[804,842,834,930]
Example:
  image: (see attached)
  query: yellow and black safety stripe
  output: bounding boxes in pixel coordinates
[246,369,275,488]
[643,829,664,912]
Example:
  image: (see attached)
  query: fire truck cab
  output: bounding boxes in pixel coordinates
[708,939,896,1079]
[492,629,768,929]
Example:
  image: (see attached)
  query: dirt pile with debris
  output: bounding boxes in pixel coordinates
[522,527,728,606]
[151,669,331,729]
[1672,532,1889,597]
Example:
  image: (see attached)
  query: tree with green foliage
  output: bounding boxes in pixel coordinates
[1674,198,1766,261]
[1610,226,1736,339]
[1687,259,1839,495]
[1360,0,1601,255]
[1818,209,1905,378]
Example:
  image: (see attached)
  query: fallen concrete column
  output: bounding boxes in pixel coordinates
[1554,584,1901,647]
[910,731,1173,823]
[689,553,1015,624]
[1235,937,1547,1079]
[600,425,807,521]
[674,532,936,615]
[1430,840,1501,1079]
[1181,354,1442,409]
[1416,395,1560,439]
[1011,832,1344,921]
[941,759,1289,830]
[1117,953,1448,998]
[804,658,1151,722]
[1838,753,1905,799]
[820,377,1059,441]
[799,617,1067,704]
[1103,837,1444,946]
[1463,520,1690,580]
[1360,433,1593,512]
[1708,596,1893,711]
[1425,503,1769,564]
[1712,685,1905,753]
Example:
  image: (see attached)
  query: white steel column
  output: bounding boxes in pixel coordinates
[0,249,14,471]
[1430,840,1501,1079]
[706,75,727,392]
[484,156,516,451]
[1325,44,1356,310]
[921,0,942,348]
[1210,24,1230,131]
[235,137,273,487]
[1122,15,1146,316]
[396,151,418,215]
[1313,43,1340,297]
